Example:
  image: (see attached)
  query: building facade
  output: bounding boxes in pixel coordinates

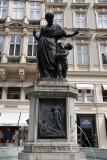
[0,0,107,148]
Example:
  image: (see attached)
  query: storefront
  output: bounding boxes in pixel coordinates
[77,114,98,148]
[0,112,29,147]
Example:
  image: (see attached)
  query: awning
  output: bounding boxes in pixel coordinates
[4,82,22,87]
[0,112,29,126]
[19,113,29,126]
[76,84,94,89]
[0,113,20,126]
[22,82,33,87]
[103,85,107,90]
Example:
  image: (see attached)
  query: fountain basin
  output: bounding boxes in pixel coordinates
[0,158,103,160]
[80,147,107,160]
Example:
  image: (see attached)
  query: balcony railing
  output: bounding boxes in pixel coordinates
[8,58,20,63]
[29,20,40,26]
[7,93,20,99]
[26,59,36,63]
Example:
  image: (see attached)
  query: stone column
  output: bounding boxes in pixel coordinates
[2,87,7,100]
[74,113,77,143]
[20,87,25,101]
[40,2,45,26]
[96,113,107,148]
[20,28,27,63]
[1,28,10,63]
[73,40,77,71]
[69,97,76,143]
[94,84,103,103]
[23,1,29,24]
[28,95,36,142]
[6,0,13,22]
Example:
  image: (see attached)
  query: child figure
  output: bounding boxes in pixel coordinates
[55,42,73,78]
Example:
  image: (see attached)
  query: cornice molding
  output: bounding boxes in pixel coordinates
[96,32,107,40]
[71,3,90,9]
[72,31,92,40]
[67,70,107,77]
[48,2,68,9]
[94,3,107,9]
[26,81,78,99]
[4,20,29,28]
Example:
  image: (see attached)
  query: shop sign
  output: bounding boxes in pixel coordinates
[4,105,18,108]
[80,118,92,129]
[79,107,92,110]
[3,124,12,126]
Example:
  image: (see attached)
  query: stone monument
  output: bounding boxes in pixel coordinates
[18,12,86,160]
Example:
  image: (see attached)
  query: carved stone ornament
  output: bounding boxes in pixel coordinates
[26,83,78,99]
[38,98,66,139]
[24,146,71,153]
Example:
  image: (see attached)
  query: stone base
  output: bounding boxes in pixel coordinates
[21,80,86,160]
[18,142,86,160]
[23,142,80,153]
[19,152,86,160]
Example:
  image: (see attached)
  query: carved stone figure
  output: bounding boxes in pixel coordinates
[55,42,73,78]
[38,98,66,138]
[33,12,79,78]
[51,106,64,134]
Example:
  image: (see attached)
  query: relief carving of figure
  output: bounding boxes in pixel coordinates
[39,105,65,137]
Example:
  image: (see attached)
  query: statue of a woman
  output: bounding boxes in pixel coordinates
[33,12,79,78]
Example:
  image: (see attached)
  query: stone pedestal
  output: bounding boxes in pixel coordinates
[19,79,86,160]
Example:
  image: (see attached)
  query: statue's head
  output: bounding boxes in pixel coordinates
[45,12,54,26]
[65,42,73,50]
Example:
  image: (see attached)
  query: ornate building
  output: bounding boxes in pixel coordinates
[0,0,107,149]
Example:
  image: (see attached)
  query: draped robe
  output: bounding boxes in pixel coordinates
[37,24,66,78]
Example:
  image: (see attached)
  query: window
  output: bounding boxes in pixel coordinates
[77,45,88,65]
[0,35,4,56]
[12,1,24,19]
[76,89,83,102]
[7,87,20,99]
[29,2,40,20]
[54,0,63,2]
[98,14,107,28]
[76,13,86,28]
[0,0,7,19]
[0,87,2,99]
[9,35,21,56]
[76,89,94,103]
[54,13,63,27]
[103,90,107,102]
[27,36,37,56]
[76,0,84,2]
[87,90,93,102]
[97,0,107,3]
[101,46,107,64]
[25,93,29,99]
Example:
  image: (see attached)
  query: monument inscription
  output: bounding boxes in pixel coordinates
[38,98,66,139]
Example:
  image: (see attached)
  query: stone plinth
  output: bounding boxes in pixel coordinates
[18,79,86,160]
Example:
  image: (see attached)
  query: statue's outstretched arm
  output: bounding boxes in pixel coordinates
[64,28,79,38]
